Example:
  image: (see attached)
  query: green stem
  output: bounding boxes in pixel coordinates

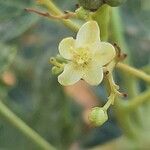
[117,63,150,84]
[40,0,80,32]
[111,8,141,139]
[0,100,56,150]
[103,94,115,110]
[114,100,139,138]
[111,8,129,58]
[92,4,110,40]
[126,89,150,110]
[103,72,119,110]
[141,65,150,74]
[111,8,138,97]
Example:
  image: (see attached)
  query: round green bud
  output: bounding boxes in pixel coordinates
[52,66,63,75]
[105,0,127,7]
[78,0,104,11]
[89,107,108,126]
[55,54,68,63]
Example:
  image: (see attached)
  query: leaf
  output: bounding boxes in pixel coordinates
[121,0,150,67]
[0,43,17,73]
[0,0,39,42]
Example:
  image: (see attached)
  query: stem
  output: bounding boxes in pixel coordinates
[126,89,150,110]
[111,8,138,97]
[114,100,139,138]
[117,114,139,139]
[141,65,150,74]
[111,8,129,59]
[103,94,115,110]
[111,8,140,137]
[92,4,110,40]
[0,100,56,150]
[117,63,150,84]
[39,0,80,32]
[103,73,121,110]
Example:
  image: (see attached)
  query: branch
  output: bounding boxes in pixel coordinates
[103,72,127,110]
[126,89,150,110]
[0,100,56,150]
[116,63,150,84]
[36,0,79,32]
[25,8,76,19]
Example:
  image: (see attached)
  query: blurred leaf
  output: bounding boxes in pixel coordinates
[0,43,17,73]
[121,0,150,67]
[0,19,82,149]
[0,0,39,42]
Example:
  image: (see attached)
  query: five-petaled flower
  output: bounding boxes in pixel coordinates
[58,21,116,86]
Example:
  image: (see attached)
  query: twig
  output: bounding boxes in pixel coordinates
[36,0,79,32]
[126,89,150,110]
[0,100,56,150]
[117,63,150,84]
[25,8,76,19]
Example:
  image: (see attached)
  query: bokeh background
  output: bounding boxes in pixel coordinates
[0,0,150,149]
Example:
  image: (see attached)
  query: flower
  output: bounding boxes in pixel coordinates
[89,107,108,126]
[58,21,116,86]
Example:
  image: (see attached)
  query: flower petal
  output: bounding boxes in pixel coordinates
[82,63,103,86]
[76,21,100,48]
[58,63,82,86]
[59,37,75,59]
[93,42,116,66]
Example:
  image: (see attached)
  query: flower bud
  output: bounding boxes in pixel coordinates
[78,0,104,11]
[105,0,127,7]
[89,107,108,126]
[52,66,63,75]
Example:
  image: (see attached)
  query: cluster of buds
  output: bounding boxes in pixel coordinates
[25,0,127,22]
[25,0,128,127]
[78,0,127,11]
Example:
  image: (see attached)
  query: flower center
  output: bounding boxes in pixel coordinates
[73,48,91,66]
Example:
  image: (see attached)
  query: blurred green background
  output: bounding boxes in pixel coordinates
[0,0,150,149]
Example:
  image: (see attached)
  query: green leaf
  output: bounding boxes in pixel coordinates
[121,0,150,66]
[0,43,17,73]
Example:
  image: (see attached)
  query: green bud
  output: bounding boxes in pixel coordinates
[52,66,63,75]
[55,54,68,63]
[105,0,127,7]
[78,0,104,11]
[89,107,108,126]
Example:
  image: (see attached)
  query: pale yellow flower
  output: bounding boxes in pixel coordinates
[58,21,116,86]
